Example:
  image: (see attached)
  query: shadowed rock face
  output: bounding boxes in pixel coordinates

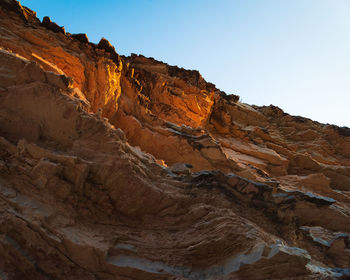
[0,1,350,279]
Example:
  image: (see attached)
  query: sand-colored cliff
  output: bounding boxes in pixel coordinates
[0,1,349,279]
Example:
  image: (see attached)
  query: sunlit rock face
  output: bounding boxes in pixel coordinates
[0,1,350,279]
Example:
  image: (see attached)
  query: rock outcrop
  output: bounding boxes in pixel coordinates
[0,1,350,279]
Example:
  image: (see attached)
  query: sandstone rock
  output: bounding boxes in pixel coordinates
[0,0,39,23]
[300,226,350,267]
[45,71,74,89]
[97,37,115,54]
[97,37,119,63]
[31,158,62,179]
[41,16,65,34]
[288,153,323,174]
[169,162,193,175]
[0,2,350,279]
[71,33,89,43]
[31,53,66,75]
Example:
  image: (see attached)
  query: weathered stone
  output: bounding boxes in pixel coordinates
[41,16,65,34]
[0,2,350,279]
[71,33,89,43]
[45,71,73,89]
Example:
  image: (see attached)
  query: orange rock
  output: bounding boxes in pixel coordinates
[0,1,350,279]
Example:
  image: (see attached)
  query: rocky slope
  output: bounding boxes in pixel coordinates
[0,1,349,279]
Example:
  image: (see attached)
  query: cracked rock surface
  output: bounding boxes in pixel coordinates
[0,1,350,279]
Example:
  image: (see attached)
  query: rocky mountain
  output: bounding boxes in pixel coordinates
[0,1,349,279]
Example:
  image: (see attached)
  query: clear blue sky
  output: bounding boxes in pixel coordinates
[21,0,350,127]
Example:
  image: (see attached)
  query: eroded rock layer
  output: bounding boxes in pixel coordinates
[0,1,349,279]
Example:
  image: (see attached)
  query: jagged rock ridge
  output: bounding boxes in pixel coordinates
[0,1,349,279]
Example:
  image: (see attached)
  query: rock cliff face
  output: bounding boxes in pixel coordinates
[0,1,350,279]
